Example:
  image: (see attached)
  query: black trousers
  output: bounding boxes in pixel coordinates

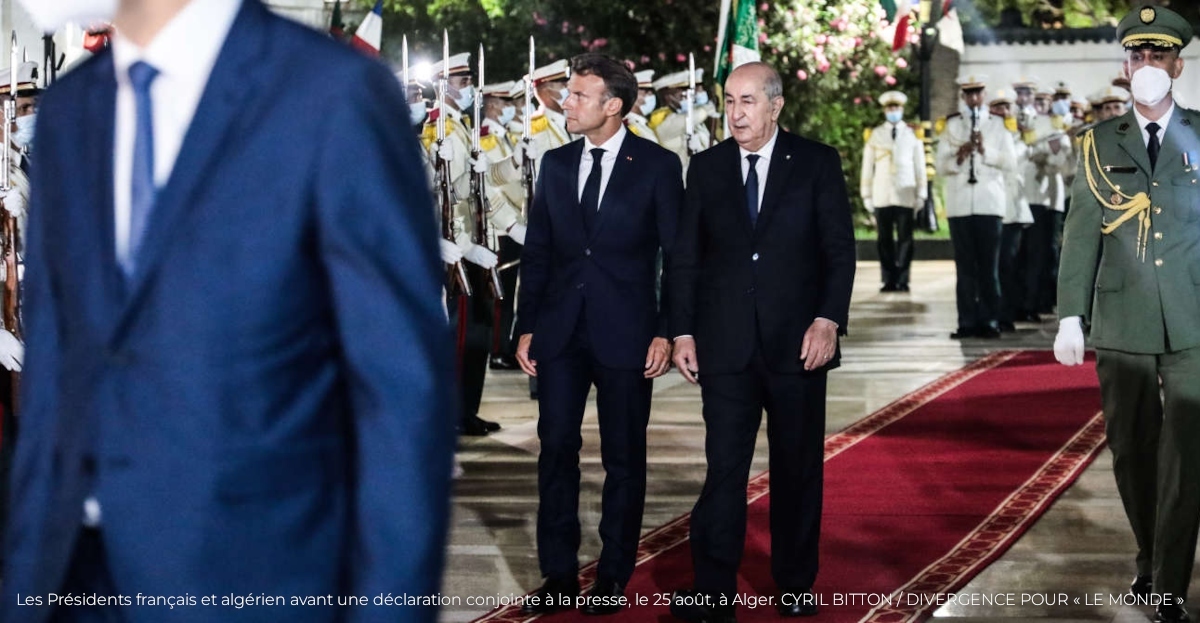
[1020,205,1055,316]
[690,349,827,598]
[448,265,495,421]
[875,206,915,288]
[998,223,1025,325]
[948,215,1002,332]
[51,530,125,623]
[492,236,522,358]
[536,312,652,584]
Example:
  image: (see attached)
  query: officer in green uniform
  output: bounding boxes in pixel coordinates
[1056,7,1199,621]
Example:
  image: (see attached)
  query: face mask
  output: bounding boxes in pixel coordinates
[499,105,516,126]
[17,0,116,32]
[558,87,570,105]
[1131,65,1172,107]
[885,110,903,124]
[13,114,35,148]
[452,85,475,111]
[1050,99,1071,117]
[639,94,656,116]
[680,99,692,113]
[695,91,709,106]
[409,104,427,126]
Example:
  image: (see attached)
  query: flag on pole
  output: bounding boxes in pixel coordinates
[351,0,384,56]
[329,0,345,39]
[715,0,761,87]
[938,0,964,55]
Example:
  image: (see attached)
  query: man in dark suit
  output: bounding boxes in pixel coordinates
[3,1,456,622]
[669,62,856,623]
[515,53,683,616]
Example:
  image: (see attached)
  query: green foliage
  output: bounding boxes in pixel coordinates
[959,0,1131,29]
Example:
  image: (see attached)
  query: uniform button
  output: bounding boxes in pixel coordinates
[1155,232,1163,240]
[746,287,755,294]
[752,253,760,261]
[1155,259,1164,267]
[585,249,592,256]
[1154,207,1163,215]
[1153,181,1160,187]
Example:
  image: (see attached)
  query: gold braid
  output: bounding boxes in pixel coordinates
[1082,130,1153,261]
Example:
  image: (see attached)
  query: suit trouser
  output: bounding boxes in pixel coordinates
[51,529,125,623]
[948,215,1002,331]
[449,265,495,421]
[1020,205,1053,315]
[536,314,653,584]
[690,349,827,598]
[998,223,1024,324]
[875,206,915,288]
[1096,347,1200,598]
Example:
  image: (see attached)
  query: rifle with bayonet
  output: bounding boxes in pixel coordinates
[519,36,535,222]
[470,44,503,301]
[685,52,697,156]
[436,32,471,297]
[2,33,22,415]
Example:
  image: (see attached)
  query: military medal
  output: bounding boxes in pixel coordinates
[1110,192,1122,204]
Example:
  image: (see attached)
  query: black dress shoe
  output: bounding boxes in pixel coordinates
[489,354,520,370]
[521,576,579,615]
[950,327,976,339]
[669,589,735,622]
[458,414,493,436]
[880,283,898,293]
[998,321,1016,333]
[580,577,626,615]
[1155,603,1190,622]
[977,325,1002,339]
[896,284,910,292]
[777,589,819,617]
[1016,311,1041,323]
[1131,574,1153,597]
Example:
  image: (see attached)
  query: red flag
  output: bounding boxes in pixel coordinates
[892,13,911,52]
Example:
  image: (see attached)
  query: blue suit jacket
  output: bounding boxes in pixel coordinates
[516,132,682,369]
[3,2,456,622]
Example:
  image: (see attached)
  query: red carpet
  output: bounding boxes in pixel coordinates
[476,350,1105,622]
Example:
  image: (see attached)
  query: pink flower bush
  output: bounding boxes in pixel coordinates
[797,69,808,80]
[885,76,896,85]
[874,65,888,77]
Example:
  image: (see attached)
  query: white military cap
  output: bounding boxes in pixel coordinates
[988,88,1014,106]
[1097,85,1131,104]
[531,59,569,84]
[481,80,516,97]
[1011,75,1039,89]
[635,69,655,89]
[434,52,472,78]
[1053,80,1071,96]
[1070,96,1089,111]
[652,68,703,90]
[956,73,987,90]
[0,61,39,95]
[506,80,527,99]
[879,90,907,106]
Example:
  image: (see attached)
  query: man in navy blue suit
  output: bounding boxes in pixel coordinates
[3,1,456,621]
[515,53,683,616]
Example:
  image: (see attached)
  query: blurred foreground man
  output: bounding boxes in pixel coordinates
[4,1,456,622]
[1056,6,1200,622]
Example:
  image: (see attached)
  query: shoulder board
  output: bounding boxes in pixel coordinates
[648,107,672,130]
[935,117,948,135]
[912,124,926,140]
[863,127,873,142]
[420,123,437,150]
[530,115,549,136]
[629,122,647,139]
[1004,116,1018,133]
[480,133,500,152]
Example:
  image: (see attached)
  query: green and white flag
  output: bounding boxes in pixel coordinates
[715,0,761,86]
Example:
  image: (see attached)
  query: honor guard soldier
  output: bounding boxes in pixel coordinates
[1056,8,1200,622]
[988,89,1034,332]
[1096,85,1132,121]
[506,79,527,138]
[624,69,659,143]
[423,52,503,436]
[935,74,1017,339]
[649,68,712,174]
[0,61,36,375]
[861,90,926,292]
[523,58,573,164]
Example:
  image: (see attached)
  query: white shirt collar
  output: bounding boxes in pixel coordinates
[584,124,627,154]
[739,126,779,163]
[111,0,242,90]
[482,117,506,136]
[1134,101,1175,133]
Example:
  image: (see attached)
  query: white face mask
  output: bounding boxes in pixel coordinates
[695,91,709,106]
[498,105,516,126]
[558,87,570,105]
[1131,65,1173,107]
[13,114,35,148]
[17,0,116,32]
[680,99,692,113]
[409,104,427,126]
[639,94,656,116]
[452,85,475,111]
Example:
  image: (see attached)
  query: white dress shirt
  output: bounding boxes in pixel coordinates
[577,125,627,209]
[738,127,779,212]
[1134,101,1174,149]
[111,0,243,268]
[90,0,242,528]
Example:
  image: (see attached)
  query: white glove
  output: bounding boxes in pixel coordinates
[687,133,707,153]
[0,188,24,221]
[507,223,527,245]
[437,141,455,163]
[515,139,540,164]
[471,152,490,173]
[862,198,874,212]
[0,330,23,372]
[1054,316,1085,366]
[439,238,464,264]
[463,244,498,269]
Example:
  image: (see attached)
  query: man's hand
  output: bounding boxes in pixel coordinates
[507,223,527,245]
[437,140,455,163]
[463,244,498,269]
[439,238,464,264]
[1049,138,1063,155]
[516,333,537,377]
[0,329,23,372]
[1054,316,1085,366]
[687,133,707,153]
[672,336,699,384]
[0,189,25,221]
[470,152,490,173]
[956,142,974,165]
[514,140,540,164]
[799,318,838,372]
[644,337,672,379]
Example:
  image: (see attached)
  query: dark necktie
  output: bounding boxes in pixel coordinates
[581,147,604,235]
[891,125,897,141]
[745,154,760,227]
[1146,122,1161,171]
[126,61,160,275]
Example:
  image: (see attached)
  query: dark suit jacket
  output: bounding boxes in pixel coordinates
[516,132,683,370]
[670,131,856,375]
[3,2,456,622]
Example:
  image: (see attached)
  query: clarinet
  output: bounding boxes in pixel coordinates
[968,109,979,185]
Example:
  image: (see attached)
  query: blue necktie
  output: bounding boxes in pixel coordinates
[745,154,760,227]
[581,147,605,236]
[126,61,160,275]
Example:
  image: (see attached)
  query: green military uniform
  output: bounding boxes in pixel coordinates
[1058,5,1200,610]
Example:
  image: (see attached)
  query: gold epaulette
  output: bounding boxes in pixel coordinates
[1022,129,1038,145]
[1004,116,1018,133]
[648,107,672,130]
[530,115,550,136]
[630,123,647,139]
[863,127,873,142]
[935,117,947,135]
[421,123,437,150]
[480,133,500,153]
[1080,128,1153,261]
[914,124,926,140]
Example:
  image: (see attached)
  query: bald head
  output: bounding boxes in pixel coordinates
[724,62,784,152]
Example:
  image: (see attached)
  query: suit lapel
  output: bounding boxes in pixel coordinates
[1116,113,1153,176]
[119,0,273,314]
[721,140,753,238]
[754,131,797,236]
[588,134,636,242]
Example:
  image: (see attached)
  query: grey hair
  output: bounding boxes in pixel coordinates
[732,61,783,99]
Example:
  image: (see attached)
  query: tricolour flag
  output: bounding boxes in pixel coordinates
[715,0,761,87]
[351,0,384,56]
